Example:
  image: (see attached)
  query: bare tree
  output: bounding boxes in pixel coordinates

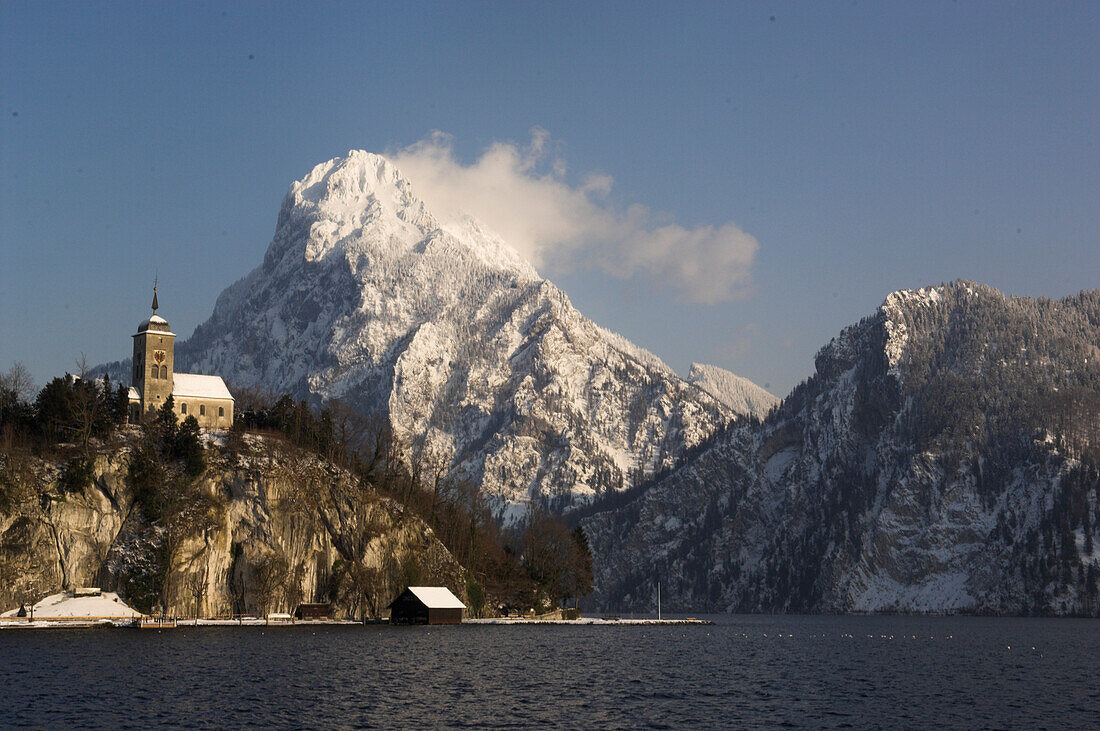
[228,384,277,418]
[69,354,108,458]
[519,508,593,610]
[333,558,382,620]
[250,550,290,616]
[184,571,208,618]
[0,432,36,513]
[150,471,221,615]
[0,362,35,401]
[283,562,306,615]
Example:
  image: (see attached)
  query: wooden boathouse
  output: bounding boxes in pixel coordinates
[387,586,465,625]
[294,603,332,620]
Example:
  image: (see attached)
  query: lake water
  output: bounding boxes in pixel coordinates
[1,614,1097,729]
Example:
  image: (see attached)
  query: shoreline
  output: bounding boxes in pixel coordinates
[467,618,714,625]
[0,616,714,629]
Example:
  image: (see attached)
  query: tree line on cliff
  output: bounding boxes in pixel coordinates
[1,366,593,615]
[228,387,593,614]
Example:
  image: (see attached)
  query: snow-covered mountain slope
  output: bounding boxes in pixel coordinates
[163,151,746,521]
[686,363,777,419]
[584,282,1100,615]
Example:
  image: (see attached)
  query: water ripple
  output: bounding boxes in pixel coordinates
[1,616,1097,728]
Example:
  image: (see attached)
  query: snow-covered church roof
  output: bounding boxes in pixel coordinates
[172,373,234,401]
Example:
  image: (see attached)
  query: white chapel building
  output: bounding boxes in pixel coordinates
[128,288,234,429]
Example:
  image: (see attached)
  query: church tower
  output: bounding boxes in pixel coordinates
[132,284,176,418]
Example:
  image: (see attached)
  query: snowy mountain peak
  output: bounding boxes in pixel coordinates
[273,150,537,279]
[686,363,778,419]
[166,151,731,520]
[879,280,1005,381]
[880,280,1003,317]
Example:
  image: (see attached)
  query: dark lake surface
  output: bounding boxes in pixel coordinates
[1,614,1097,729]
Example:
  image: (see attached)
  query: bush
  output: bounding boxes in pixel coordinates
[59,455,94,494]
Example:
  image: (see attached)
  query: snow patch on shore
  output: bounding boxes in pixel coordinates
[2,591,140,618]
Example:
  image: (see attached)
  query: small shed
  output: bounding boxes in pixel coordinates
[388,586,465,625]
[294,603,332,620]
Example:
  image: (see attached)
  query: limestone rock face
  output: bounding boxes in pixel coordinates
[0,434,465,617]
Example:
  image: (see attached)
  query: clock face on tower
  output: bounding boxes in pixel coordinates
[153,350,166,364]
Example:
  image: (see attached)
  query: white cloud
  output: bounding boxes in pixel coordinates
[390,129,758,303]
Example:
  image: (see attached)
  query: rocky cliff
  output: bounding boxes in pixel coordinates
[584,282,1100,615]
[0,431,465,617]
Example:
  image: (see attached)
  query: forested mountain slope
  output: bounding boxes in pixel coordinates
[585,282,1100,615]
[687,362,778,419]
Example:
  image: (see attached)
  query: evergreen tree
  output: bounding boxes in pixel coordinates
[114,383,129,425]
[174,415,205,477]
[153,395,179,449]
[33,376,76,442]
[570,526,595,604]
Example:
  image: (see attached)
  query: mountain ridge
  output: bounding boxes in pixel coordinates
[584,281,1100,615]
[113,151,768,521]
[686,362,778,419]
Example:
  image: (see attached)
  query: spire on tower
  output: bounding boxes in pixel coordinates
[152,276,159,314]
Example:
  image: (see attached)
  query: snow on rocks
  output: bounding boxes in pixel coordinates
[170,151,768,521]
[687,362,778,419]
[584,281,1100,615]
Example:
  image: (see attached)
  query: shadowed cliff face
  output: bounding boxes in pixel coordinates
[584,283,1100,616]
[0,432,464,617]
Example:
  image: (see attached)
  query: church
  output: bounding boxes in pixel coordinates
[127,288,234,429]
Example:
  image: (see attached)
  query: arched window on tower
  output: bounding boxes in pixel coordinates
[151,366,158,379]
[181,403,187,414]
[161,366,168,379]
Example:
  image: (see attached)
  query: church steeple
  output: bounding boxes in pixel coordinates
[133,278,175,419]
[126,285,234,428]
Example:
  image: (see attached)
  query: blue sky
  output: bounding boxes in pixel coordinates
[2,1,1097,397]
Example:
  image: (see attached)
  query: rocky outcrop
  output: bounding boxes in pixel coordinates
[0,432,465,617]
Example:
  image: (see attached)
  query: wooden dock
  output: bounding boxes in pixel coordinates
[133,617,178,629]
